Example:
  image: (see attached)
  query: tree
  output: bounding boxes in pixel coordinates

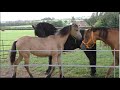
[50,20,64,27]
[85,12,98,26]
[71,16,76,23]
[100,12,119,27]
[94,20,103,27]
[85,12,119,27]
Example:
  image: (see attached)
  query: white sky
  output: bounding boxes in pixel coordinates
[1,12,93,22]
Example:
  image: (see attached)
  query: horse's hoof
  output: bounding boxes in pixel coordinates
[62,76,65,78]
[12,75,16,78]
[91,73,96,77]
[46,75,51,78]
[45,69,51,75]
[105,75,108,78]
[60,75,65,78]
[30,76,34,78]
[45,72,49,75]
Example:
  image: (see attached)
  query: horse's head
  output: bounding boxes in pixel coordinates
[80,28,97,49]
[70,23,82,40]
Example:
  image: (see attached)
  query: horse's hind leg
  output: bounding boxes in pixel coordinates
[24,57,33,78]
[105,58,119,78]
[12,54,23,78]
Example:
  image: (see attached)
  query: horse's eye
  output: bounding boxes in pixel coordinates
[76,30,78,31]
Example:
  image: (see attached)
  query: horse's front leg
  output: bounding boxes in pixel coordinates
[46,55,57,78]
[46,67,55,78]
[57,54,64,78]
[84,44,96,77]
[45,56,52,75]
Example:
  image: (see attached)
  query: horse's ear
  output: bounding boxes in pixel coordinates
[32,25,36,30]
[72,23,78,28]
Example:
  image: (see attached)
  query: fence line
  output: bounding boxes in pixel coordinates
[0,49,120,52]
[0,64,119,68]
[0,46,119,78]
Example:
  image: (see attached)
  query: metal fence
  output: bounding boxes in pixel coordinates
[0,28,119,78]
[0,49,119,78]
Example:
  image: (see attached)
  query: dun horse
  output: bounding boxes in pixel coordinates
[81,27,119,78]
[32,22,97,77]
[10,23,82,78]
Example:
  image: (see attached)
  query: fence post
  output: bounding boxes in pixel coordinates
[60,48,64,78]
[8,50,13,78]
[1,40,4,58]
[113,49,116,78]
[119,14,120,78]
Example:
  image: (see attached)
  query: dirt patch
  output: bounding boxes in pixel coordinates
[0,67,60,78]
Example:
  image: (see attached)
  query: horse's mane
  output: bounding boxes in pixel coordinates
[56,25,71,36]
[90,27,108,40]
[32,22,57,37]
[32,22,81,49]
[90,27,119,41]
[91,27,110,40]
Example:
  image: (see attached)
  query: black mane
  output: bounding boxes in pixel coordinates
[57,25,71,36]
[32,22,57,37]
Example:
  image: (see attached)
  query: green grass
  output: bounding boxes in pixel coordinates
[0,30,119,78]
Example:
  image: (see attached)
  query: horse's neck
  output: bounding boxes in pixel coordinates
[100,30,119,50]
[56,34,70,47]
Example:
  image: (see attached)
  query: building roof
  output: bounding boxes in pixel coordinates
[75,20,91,28]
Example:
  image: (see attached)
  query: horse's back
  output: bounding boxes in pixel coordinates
[16,35,57,50]
[16,36,36,49]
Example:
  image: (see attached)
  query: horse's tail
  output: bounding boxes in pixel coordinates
[10,41,17,65]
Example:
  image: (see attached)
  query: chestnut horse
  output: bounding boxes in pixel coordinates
[81,27,119,78]
[10,23,82,78]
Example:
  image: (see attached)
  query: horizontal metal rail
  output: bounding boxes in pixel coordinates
[0,49,120,52]
[0,64,119,68]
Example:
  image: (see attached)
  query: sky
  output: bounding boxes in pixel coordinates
[1,12,94,22]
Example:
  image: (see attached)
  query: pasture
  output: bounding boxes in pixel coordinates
[0,30,119,78]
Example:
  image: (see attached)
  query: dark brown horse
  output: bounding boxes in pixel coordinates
[10,23,82,78]
[81,27,119,78]
[32,22,97,77]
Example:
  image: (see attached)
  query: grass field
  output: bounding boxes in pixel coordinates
[0,30,119,78]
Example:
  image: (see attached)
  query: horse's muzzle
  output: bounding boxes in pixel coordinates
[80,43,86,50]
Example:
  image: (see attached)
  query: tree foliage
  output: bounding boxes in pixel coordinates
[85,12,119,27]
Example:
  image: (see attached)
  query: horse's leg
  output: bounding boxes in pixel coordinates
[84,45,96,77]
[45,56,52,75]
[12,54,23,78]
[105,52,119,78]
[105,59,119,78]
[84,51,96,76]
[57,54,64,78]
[24,55,33,78]
[46,55,57,78]
[46,67,55,78]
